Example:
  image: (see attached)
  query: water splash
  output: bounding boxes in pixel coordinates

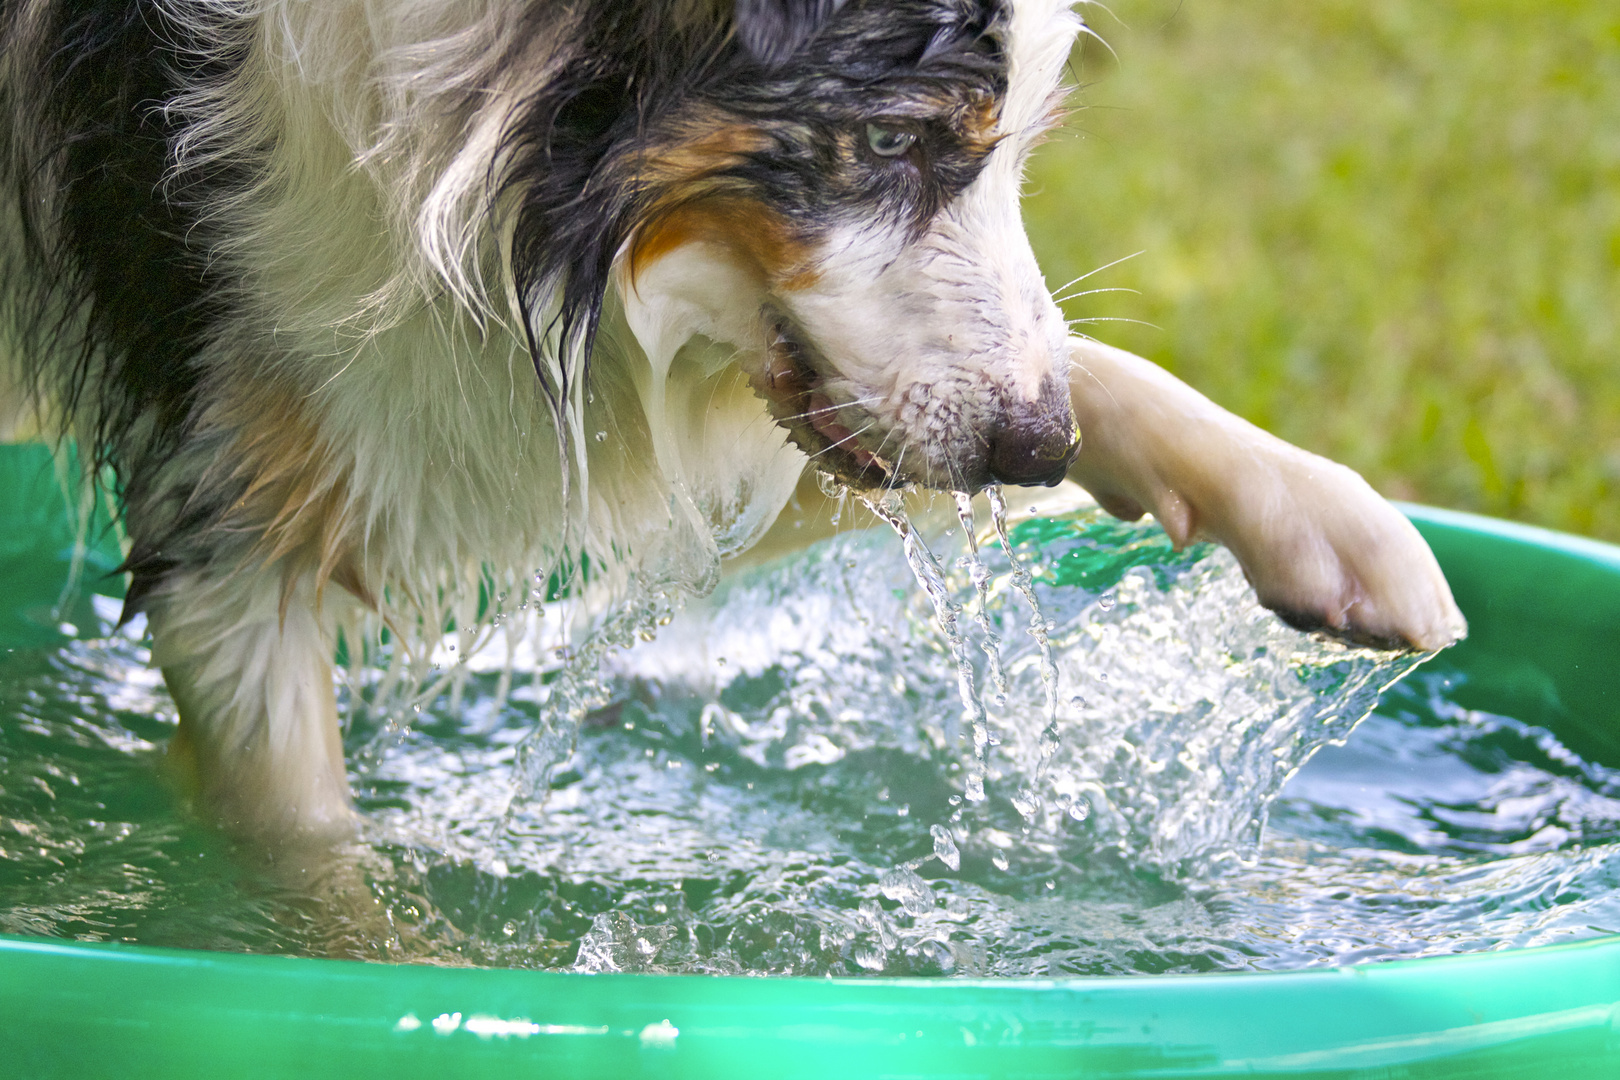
[879,866,936,916]
[501,584,680,828]
[14,507,1596,979]
[573,911,674,973]
[985,486,1066,825]
[986,487,1061,727]
[952,491,1009,708]
[858,488,995,803]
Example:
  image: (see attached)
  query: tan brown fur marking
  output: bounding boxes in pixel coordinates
[199,381,373,622]
[630,196,818,292]
[623,112,820,291]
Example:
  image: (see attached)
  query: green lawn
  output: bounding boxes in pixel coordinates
[1024,0,1620,539]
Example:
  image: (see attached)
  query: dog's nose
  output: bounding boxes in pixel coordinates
[987,389,1080,488]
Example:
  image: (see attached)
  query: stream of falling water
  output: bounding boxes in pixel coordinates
[953,491,1008,709]
[856,482,1084,906]
[856,488,994,804]
[985,486,1067,825]
[862,484,1067,826]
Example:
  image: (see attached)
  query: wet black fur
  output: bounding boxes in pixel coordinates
[2,1,235,474]
[1,0,255,613]
[506,0,1009,406]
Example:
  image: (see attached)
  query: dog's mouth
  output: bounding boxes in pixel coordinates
[749,315,897,489]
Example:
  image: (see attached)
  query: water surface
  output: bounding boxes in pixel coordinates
[3,506,1617,975]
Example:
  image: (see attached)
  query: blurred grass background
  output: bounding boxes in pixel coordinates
[1023,0,1620,539]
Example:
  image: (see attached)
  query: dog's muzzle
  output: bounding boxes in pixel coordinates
[752,314,1080,491]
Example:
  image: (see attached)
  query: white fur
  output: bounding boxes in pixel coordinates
[153,567,355,835]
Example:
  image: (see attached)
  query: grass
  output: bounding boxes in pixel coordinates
[1022,0,1620,539]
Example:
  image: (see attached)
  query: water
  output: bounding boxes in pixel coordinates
[3,505,1619,974]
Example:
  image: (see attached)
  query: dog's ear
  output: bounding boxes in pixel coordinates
[735,0,848,67]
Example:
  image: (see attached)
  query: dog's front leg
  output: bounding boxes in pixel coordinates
[147,567,357,841]
[1066,337,1467,650]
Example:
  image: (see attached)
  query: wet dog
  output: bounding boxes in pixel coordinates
[0,0,1464,844]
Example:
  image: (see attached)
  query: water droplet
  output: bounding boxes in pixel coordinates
[947,795,962,807]
[897,803,910,817]
[879,866,936,915]
[930,823,961,871]
[965,768,986,803]
[502,920,517,938]
[991,853,1010,871]
[594,430,606,442]
[1044,879,1056,890]
[1038,721,1062,759]
[1066,796,1091,822]
[1098,591,1117,612]
[1011,786,1041,823]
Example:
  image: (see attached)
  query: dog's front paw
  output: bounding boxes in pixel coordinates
[1065,338,1467,653]
[1212,452,1467,652]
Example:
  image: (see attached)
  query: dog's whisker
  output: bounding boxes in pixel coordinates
[1052,286,1140,305]
[1066,316,1162,330]
[804,419,881,462]
[776,395,884,426]
[1048,251,1144,298]
[1075,20,1120,65]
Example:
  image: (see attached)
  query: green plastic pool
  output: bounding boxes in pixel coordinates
[0,443,1616,1079]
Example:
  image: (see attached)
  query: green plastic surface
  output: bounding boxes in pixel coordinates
[0,443,1617,1078]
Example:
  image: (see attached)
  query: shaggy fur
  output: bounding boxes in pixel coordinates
[1,0,1465,841]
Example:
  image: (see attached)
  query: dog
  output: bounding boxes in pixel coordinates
[0,0,1465,847]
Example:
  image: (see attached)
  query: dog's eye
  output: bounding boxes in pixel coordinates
[865,123,917,158]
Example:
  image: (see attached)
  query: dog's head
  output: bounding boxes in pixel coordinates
[508,0,1083,495]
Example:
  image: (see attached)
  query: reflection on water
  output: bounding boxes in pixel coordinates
[2,507,1618,975]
